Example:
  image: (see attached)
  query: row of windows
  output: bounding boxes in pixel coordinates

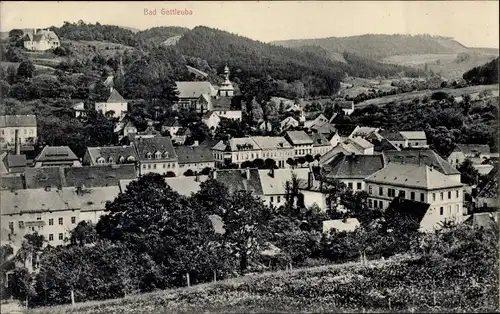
[368,199,384,209]
[347,182,363,190]
[9,217,76,229]
[142,163,175,169]
[48,233,65,241]
[0,129,35,136]
[269,196,282,204]
[145,152,170,159]
[296,149,312,156]
[96,156,135,164]
[438,205,460,215]
[368,186,460,202]
[179,162,212,168]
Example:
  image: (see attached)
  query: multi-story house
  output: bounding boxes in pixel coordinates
[285,131,314,158]
[400,131,428,148]
[349,126,380,139]
[251,136,294,168]
[212,137,262,167]
[310,133,333,158]
[95,88,128,118]
[175,145,215,175]
[0,115,37,148]
[23,29,60,51]
[365,162,465,230]
[322,153,384,192]
[83,145,138,167]
[280,116,299,132]
[257,168,310,208]
[34,146,82,168]
[134,137,178,176]
[378,130,408,149]
[174,81,218,111]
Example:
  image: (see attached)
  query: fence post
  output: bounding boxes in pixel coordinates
[289,262,292,271]
[25,296,28,309]
[186,273,190,287]
[71,290,75,306]
[388,297,391,310]
[213,270,217,283]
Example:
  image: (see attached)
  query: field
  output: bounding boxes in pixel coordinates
[381,52,498,79]
[22,252,497,314]
[355,84,499,108]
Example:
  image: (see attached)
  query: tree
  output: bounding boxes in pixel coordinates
[69,221,97,246]
[457,158,480,185]
[193,179,231,217]
[9,267,35,307]
[5,46,23,62]
[297,157,306,167]
[286,158,296,169]
[253,158,265,169]
[184,169,194,176]
[6,65,17,85]
[223,190,270,275]
[264,158,276,169]
[17,60,36,80]
[305,154,314,164]
[15,233,45,270]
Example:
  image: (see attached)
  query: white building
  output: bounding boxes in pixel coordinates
[134,137,179,176]
[0,115,37,148]
[23,29,60,51]
[95,89,128,118]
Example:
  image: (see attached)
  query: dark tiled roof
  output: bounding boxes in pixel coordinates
[134,137,178,161]
[215,168,263,195]
[386,198,431,225]
[455,144,491,155]
[286,131,313,145]
[310,133,330,147]
[86,146,138,164]
[325,153,384,179]
[0,175,24,190]
[372,138,400,152]
[0,115,37,127]
[6,154,27,168]
[163,117,182,127]
[35,146,79,162]
[175,146,215,164]
[471,212,498,229]
[24,167,65,189]
[199,139,220,149]
[382,149,459,175]
[379,130,405,141]
[64,165,137,188]
[311,122,337,135]
[107,89,126,103]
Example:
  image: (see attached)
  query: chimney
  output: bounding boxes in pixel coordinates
[76,186,82,195]
[308,170,314,189]
[195,171,199,182]
[269,167,275,178]
[14,129,20,155]
[212,169,217,180]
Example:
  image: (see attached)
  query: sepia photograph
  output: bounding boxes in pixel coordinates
[0,1,498,313]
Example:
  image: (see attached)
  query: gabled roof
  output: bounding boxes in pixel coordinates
[319,144,362,165]
[372,138,401,153]
[469,212,498,229]
[477,175,498,199]
[311,122,337,135]
[257,168,310,195]
[310,133,331,147]
[366,163,463,190]
[286,131,313,145]
[454,144,491,155]
[106,89,126,103]
[134,137,177,161]
[104,76,114,87]
[215,168,263,195]
[0,115,37,128]
[379,130,406,142]
[0,175,24,190]
[382,149,460,175]
[64,165,137,188]
[85,146,138,164]
[202,111,219,120]
[350,126,379,137]
[324,153,384,179]
[175,146,215,164]
[400,131,427,141]
[24,167,65,189]
[251,136,292,150]
[176,81,217,99]
[280,116,299,129]
[35,146,79,162]
[6,154,27,168]
[162,117,182,127]
[212,138,259,152]
[348,137,374,150]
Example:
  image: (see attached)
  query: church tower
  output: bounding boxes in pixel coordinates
[218,64,234,97]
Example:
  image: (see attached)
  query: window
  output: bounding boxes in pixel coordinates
[368,199,372,208]
[270,196,274,203]
[58,233,63,240]
[440,207,444,215]
[8,222,13,230]
[448,206,451,214]
[36,216,42,221]
[448,191,451,199]
[379,187,383,196]
[356,182,362,190]
[71,217,76,224]
[49,234,53,241]
[432,193,436,201]
[379,201,383,209]
[388,189,396,197]
[410,192,415,200]
[440,192,444,200]
[399,190,406,198]
[142,164,146,169]
[456,190,459,198]
[58,218,63,225]
[49,218,53,226]
[455,204,459,213]
[148,164,151,169]
[368,185,372,194]
[18,221,24,228]
[163,164,166,168]
[348,182,353,189]
[420,193,424,202]
[153,164,157,169]
[277,196,281,203]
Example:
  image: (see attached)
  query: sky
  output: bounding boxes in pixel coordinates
[1,1,499,48]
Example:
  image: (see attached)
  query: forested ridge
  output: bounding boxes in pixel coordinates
[463,57,499,85]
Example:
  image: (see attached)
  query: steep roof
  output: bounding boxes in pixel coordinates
[351,126,379,137]
[372,138,401,153]
[34,146,79,162]
[477,175,498,199]
[64,165,137,188]
[85,146,138,164]
[251,136,292,150]
[286,131,314,145]
[257,168,310,195]
[0,186,119,215]
[176,81,216,99]
[348,137,374,150]
[455,144,491,155]
[175,146,215,164]
[470,212,498,229]
[310,133,331,147]
[311,122,337,135]
[215,168,263,195]
[162,117,182,127]
[324,153,384,179]
[134,137,177,161]
[366,163,463,190]
[382,149,460,175]
[280,116,299,129]
[319,144,362,165]
[0,175,24,190]
[0,115,37,128]
[106,89,126,103]
[379,130,406,142]
[24,167,65,189]
[6,154,27,168]
[400,131,427,140]
[212,137,259,152]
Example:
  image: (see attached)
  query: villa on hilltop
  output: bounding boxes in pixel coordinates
[23,29,60,51]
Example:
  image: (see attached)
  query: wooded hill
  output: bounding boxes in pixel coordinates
[463,57,499,85]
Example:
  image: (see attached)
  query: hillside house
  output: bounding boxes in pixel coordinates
[310,133,333,158]
[346,137,374,155]
[161,117,182,136]
[23,29,60,51]
[280,116,299,131]
[349,126,380,139]
[475,175,498,210]
[202,111,222,130]
[378,130,407,149]
[95,89,128,118]
[134,137,178,176]
[365,163,465,231]
[174,81,218,111]
[72,102,86,118]
[285,131,314,159]
[400,131,428,148]
[447,144,496,167]
[34,146,81,168]
[336,100,355,115]
[0,115,37,148]
[258,120,273,132]
[257,168,310,208]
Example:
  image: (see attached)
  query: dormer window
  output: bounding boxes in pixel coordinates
[155,151,162,159]
[119,156,125,163]
[97,157,105,164]
[127,156,136,162]
[163,151,169,159]
[146,152,153,159]
[108,157,114,163]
